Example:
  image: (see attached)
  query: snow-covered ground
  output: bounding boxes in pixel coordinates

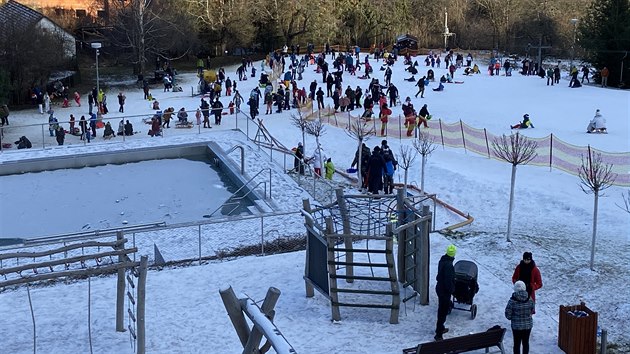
[0,52,629,354]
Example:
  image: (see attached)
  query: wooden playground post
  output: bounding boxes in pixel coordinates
[302,198,315,298]
[325,217,342,322]
[116,231,126,332]
[136,255,148,354]
[335,188,354,282]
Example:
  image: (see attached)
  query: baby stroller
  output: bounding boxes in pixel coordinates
[449,260,479,319]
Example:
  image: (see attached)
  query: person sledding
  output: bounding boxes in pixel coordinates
[510,114,534,129]
[586,109,607,133]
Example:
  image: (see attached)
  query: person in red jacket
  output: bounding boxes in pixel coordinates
[379,103,392,136]
[512,252,543,307]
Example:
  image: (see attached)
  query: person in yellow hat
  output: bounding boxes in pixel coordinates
[435,244,456,341]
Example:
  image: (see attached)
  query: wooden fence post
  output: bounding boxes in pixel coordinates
[439,119,445,148]
[460,120,467,152]
[484,128,490,158]
[549,133,554,172]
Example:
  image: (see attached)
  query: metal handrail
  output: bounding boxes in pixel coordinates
[226,145,245,174]
[210,181,268,217]
[206,168,272,217]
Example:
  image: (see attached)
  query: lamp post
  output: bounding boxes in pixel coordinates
[91,42,102,97]
[569,19,578,72]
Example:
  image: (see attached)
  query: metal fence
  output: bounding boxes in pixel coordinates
[0,105,265,152]
[0,211,306,277]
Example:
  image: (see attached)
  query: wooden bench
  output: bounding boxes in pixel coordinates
[402,327,506,354]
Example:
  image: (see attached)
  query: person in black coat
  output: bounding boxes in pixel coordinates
[55,126,65,145]
[351,143,371,188]
[326,73,334,97]
[367,146,385,194]
[124,120,134,136]
[15,136,32,149]
[435,244,457,341]
[332,90,340,111]
[386,84,398,107]
[309,80,318,100]
[315,87,325,110]
[293,142,305,175]
[212,98,224,124]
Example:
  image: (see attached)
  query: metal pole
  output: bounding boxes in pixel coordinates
[198,225,202,265]
[570,19,578,74]
[95,49,100,98]
[261,216,265,256]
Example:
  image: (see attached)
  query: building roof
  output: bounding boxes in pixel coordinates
[396,34,418,43]
[0,0,44,32]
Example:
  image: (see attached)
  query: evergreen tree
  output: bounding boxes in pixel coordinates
[579,0,630,87]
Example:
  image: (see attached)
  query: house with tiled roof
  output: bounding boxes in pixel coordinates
[0,0,76,58]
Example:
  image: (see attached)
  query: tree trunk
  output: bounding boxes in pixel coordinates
[421,154,427,192]
[403,169,409,197]
[357,140,363,188]
[506,164,517,242]
[138,0,146,76]
[590,192,599,270]
[315,137,322,174]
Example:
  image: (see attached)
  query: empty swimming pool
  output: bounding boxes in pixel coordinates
[0,144,258,241]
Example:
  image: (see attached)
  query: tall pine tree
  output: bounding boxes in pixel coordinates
[579,0,630,87]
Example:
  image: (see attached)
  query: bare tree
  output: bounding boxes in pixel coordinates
[412,131,438,193]
[255,0,321,45]
[110,0,194,75]
[492,133,538,242]
[304,118,327,170]
[0,18,71,104]
[397,145,418,196]
[618,190,630,214]
[185,0,254,55]
[345,119,375,187]
[578,152,616,270]
[290,109,309,155]
[472,0,520,50]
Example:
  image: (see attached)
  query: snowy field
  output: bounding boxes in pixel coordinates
[0,51,629,354]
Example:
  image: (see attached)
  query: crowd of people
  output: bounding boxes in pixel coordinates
[4,42,611,156]
[348,139,398,194]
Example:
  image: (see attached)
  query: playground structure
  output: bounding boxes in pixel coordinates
[0,231,148,354]
[220,285,297,354]
[300,188,432,324]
